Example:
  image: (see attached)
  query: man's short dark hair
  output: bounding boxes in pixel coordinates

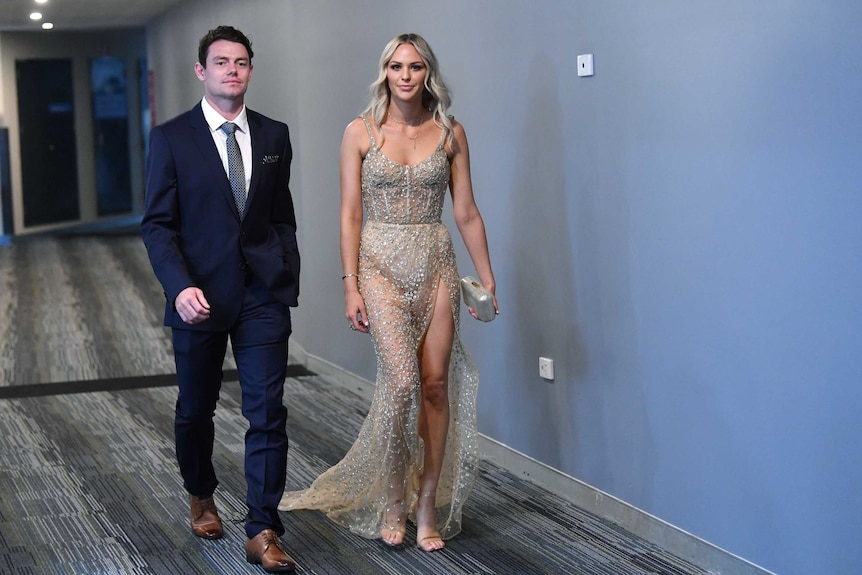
[198,25,254,67]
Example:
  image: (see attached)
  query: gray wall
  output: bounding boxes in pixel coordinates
[147,2,862,574]
[0,30,147,234]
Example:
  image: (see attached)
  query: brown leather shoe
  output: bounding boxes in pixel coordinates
[189,495,223,540]
[245,529,296,573]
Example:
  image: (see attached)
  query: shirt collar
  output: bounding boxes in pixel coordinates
[201,97,249,135]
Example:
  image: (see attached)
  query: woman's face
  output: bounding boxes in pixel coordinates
[386,43,427,104]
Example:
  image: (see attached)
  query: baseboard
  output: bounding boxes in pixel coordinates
[477,437,774,575]
[289,344,376,403]
[288,342,774,575]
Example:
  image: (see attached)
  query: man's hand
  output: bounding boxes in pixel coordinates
[175,287,211,324]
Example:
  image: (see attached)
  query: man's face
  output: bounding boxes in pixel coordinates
[195,39,253,103]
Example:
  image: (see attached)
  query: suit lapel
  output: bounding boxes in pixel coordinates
[189,103,242,219]
[247,110,263,211]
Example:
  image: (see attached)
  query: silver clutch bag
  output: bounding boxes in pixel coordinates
[460,276,496,322]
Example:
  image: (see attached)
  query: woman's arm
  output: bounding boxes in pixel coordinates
[448,120,499,317]
[340,119,370,332]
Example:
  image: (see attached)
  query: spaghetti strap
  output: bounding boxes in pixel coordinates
[436,126,447,150]
[360,115,377,149]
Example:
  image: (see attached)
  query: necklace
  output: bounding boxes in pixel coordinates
[388,111,426,150]
[387,111,425,126]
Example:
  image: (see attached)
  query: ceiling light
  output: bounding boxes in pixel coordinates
[30,12,42,20]
[35,0,49,4]
[42,22,54,30]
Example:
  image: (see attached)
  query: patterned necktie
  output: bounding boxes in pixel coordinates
[220,122,246,216]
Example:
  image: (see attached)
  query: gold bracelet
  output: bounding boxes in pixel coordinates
[342,273,358,280]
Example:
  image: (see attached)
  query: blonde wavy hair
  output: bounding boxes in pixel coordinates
[362,33,455,146]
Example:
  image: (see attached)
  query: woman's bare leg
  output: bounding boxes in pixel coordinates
[365,273,413,547]
[415,279,454,551]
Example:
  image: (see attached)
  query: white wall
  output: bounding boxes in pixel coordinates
[147,2,862,574]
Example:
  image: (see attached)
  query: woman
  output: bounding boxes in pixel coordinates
[279,33,497,552]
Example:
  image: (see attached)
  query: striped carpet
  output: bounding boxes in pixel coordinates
[0,234,710,575]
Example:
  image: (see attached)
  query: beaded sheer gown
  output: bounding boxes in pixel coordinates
[278,116,480,540]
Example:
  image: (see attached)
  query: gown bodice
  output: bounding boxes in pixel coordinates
[360,118,450,225]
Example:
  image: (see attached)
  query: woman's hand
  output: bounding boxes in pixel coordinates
[467,280,499,321]
[467,298,499,321]
[345,289,370,333]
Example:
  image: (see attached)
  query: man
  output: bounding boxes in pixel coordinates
[141,25,299,573]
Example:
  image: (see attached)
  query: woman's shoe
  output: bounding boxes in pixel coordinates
[414,492,445,552]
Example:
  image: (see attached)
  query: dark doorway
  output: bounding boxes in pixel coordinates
[16,59,80,227]
[1,128,12,235]
[91,56,132,216]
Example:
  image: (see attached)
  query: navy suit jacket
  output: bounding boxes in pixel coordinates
[141,102,300,331]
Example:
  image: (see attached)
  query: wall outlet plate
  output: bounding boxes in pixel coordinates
[577,54,594,77]
[539,357,555,380]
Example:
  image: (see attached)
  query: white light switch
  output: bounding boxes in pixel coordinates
[577,54,594,77]
[539,357,555,380]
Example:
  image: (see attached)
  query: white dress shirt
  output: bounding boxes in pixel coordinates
[201,97,252,197]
